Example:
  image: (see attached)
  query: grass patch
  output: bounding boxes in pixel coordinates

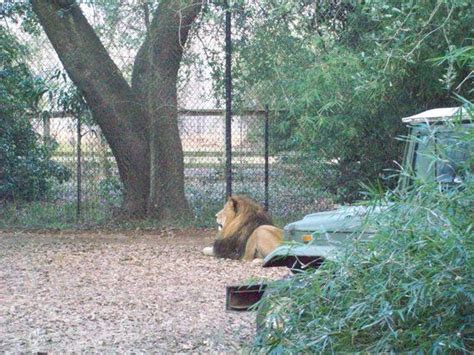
[0,201,79,229]
[0,200,208,231]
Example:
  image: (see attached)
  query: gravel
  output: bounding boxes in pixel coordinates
[0,229,289,353]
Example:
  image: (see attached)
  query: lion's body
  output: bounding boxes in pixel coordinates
[207,196,283,261]
[241,225,284,261]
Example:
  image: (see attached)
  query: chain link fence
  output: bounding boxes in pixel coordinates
[1,3,334,228]
[12,108,332,227]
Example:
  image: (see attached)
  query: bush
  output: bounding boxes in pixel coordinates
[254,124,473,352]
[0,28,70,201]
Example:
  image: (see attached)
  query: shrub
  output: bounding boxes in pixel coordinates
[254,124,473,352]
[0,28,70,201]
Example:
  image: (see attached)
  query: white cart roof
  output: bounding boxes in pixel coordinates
[402,107,469,124]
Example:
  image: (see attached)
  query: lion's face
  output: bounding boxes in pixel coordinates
[216,199,236,231]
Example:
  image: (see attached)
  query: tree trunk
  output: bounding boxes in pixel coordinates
[32,0,202,220]
[132,0,201,220]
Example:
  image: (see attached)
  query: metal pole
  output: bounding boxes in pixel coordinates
[264,105,269,211]
[225,0,232,198]
[42,113,50,145]
[76,115,82,222]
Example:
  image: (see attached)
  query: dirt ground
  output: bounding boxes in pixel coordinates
[0,229,290,353]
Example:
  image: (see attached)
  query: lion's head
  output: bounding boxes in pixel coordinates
[215,199,235,231]
[213,195,273,259]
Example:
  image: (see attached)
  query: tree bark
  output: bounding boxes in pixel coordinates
[32,0,202,220]
[132,0,202,220]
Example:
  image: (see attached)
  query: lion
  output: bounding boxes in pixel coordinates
[202,195,283,261]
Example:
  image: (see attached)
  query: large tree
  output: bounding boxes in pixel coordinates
[31,0,202,220]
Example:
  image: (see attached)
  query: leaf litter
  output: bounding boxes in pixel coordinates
[0,229,289,352]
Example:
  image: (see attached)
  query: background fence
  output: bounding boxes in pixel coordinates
[1,108,332,228]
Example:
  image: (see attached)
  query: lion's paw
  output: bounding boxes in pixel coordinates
[202,246,214,256]
[251,258,264,265]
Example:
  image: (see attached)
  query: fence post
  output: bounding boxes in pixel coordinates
[42,112,50,144]
[225,0,232,198]
[264,105,269,211]
[76,115,82,222]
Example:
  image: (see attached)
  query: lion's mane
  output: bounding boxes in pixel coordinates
[213,195,273,259]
